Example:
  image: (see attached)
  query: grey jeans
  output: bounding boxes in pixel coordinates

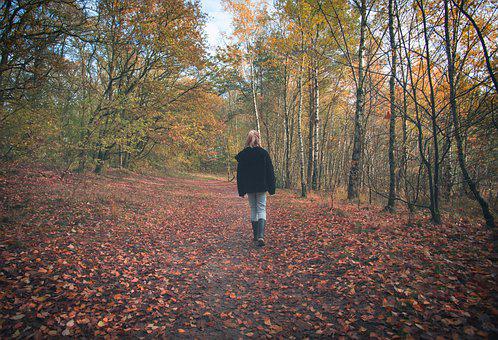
[247,192,266,221]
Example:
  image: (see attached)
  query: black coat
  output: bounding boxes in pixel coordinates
[235,146,276,197]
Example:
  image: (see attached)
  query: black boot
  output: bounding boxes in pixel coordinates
[257,218,266,246]
[251,221,258,241]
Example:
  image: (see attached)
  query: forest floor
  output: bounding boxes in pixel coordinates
[0,163,496,338]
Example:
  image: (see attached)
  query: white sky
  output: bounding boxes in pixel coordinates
[200,0,233,53]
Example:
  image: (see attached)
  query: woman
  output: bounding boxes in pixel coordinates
[235,130,276,246]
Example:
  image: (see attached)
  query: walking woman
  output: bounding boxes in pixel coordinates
[235,130,276,246]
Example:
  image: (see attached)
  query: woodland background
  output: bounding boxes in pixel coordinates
[1,0,497,337]
[1,0,497,227]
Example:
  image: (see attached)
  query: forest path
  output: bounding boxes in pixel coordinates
[0,164,496,338]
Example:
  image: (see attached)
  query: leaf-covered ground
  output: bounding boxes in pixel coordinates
[1,164,496,338]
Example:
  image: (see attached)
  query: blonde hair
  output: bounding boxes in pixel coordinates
[245,130,261,148]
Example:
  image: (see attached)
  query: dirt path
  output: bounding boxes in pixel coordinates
[0,165,496,338]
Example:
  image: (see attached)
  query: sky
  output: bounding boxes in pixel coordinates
[200,0,233,53]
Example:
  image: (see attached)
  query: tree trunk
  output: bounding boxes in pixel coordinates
[400,69,411,211]
[385,0,397,212]
[347,0,367,201]
[420,0,441,224]
[283,61,291,189]
[250,59,261,134]
[312,63,320,190]
[297,35,307,198]
[444,0,496,236]
[307,64,314,190]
